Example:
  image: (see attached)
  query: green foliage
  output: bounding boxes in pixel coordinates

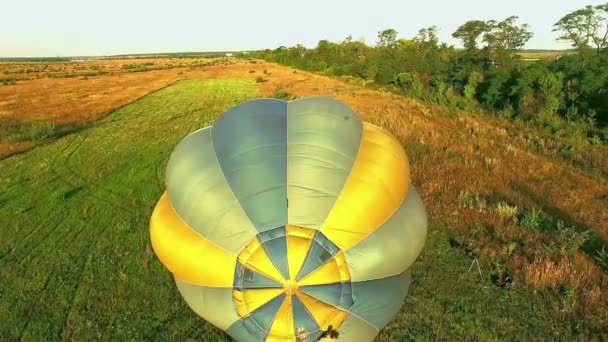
[546,221,590,257]
[394,72,423,97]
[253,3,608,143]
[463,70,483,102]
[596,246,608,269]
[554,4,608,51]
[520,208,543,230]
[0,120,57,142]
[453,20,488,50]
[26,121,57,141]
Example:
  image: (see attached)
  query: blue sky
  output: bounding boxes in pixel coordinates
[0,0,602,57]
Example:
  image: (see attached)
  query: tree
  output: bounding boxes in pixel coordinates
[416,26,440,46]
[483,16,533,52]
[377,29,398,48]
[453,20,488,50]
[553,3,608,52]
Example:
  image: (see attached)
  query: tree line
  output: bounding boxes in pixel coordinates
[252,3,608,138]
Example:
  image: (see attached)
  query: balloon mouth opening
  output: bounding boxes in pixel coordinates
[232,225,353,339]
[283,280,299,295]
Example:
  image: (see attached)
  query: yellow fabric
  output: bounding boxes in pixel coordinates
[266,294,295,341]
[150,192,236,287]
[298,252,350,286]
[320,123,410,250]
[285,225,317,239]
[286,235,314,281]
[233,289,285,317]
[296,292,348,331]
[238,238,286,283]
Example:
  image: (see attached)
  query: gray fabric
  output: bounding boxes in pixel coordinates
[348,269,412,329]
[226,321,259,342]
[287,96,363,228]
[211,99,288,233]
[345,186,427,281]
[165,127,258,254]
[292,294,322,340]
[174,277,240,331]
[300,282,354,310]
[260,236,290,281]
[296,232,339,281]
[233,262,283,290]
[249,293,286,337]
[335,312,379,341]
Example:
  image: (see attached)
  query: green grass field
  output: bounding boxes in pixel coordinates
[0,79,596,341]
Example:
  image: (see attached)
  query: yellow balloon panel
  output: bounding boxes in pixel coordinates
[149,192,236,287]
[233,288,285,318]
[238,237,286,283]
[299,252,350,286]
[266,294,295,341]
[321,123,410,250]
[296,291,348,331]
[285,226,315,281]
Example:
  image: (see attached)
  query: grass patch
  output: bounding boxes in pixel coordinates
[494,202,518,221]
[0,78,258,341]
[0,120,58,142]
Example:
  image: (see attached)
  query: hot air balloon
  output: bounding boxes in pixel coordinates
[150,96,427,342]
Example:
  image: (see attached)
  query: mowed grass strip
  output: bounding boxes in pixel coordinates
[0,79,257,341]
[0,78,600,341]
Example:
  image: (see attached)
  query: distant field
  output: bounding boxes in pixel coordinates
[517,51,569,60]
[0,60,607,339]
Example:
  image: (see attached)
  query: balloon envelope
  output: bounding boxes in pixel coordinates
[150,97,427,342]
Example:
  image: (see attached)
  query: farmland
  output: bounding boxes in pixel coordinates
[0,58,607,340]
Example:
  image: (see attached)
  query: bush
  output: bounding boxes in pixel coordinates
[27,121,57,141]
[394,72,423,98]
[520,208,543,230]
[595,246,608,270]
[546,221,590,257]
[272,89,297,101]
[255,76,267,83]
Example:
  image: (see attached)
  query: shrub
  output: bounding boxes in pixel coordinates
[272,89,297,101]
[463,71,484,102]
[595,246,608,270]
[26,121,57,141]
[249,70,256,73]
[520,208,543,230]
[255,76,267,83]
[546,221,590,257]
[393,72,423,98]
[495,202,518,221]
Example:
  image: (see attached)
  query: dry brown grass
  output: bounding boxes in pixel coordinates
[522,255,602,291]
[0,57,216,80]
[0,58,241,157]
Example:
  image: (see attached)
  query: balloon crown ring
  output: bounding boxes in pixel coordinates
[150,96,427,341]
